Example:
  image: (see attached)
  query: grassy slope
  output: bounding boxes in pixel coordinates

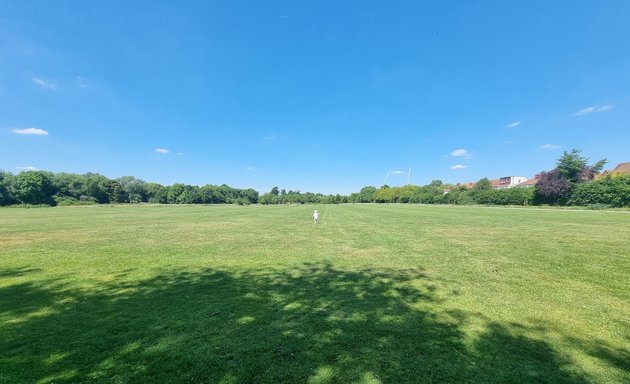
[0,205,628,383]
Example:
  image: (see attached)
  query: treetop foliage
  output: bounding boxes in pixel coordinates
[536,149,608,205]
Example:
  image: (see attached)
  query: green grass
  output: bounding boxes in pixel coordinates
[1,204,629,383]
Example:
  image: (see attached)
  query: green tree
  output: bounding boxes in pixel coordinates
[473,178,492,191]
[354,186,377,203]
[0,170,16,205]
[53,173,87,199]
[11,171,56,205]
[85,173,111,203]
[117,176,147,203]
[258,193,278,204]
[146,183,168,203]
[167,183,187,204]
[535,149,606,205]
[241,188,259,204]
[556,149,606,183]
[107,181,128,203]
[198,185,220,204]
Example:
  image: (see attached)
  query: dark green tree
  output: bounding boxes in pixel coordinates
[146,183,168,203]
[85,173,111,203]
[107,181,128,203]
[0,170,17,205]
[53,173,87,199]
[11,171,56,205]
[167,183,187,204]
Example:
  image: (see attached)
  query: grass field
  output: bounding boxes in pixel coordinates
[1,204,629,383]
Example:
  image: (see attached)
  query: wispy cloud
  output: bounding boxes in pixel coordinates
[177,152,184,156]
[540,144,561,150]
[575,105,613,116]
[504,140,516,145]
[575,106,595,116]
[76,76,88,88]
[596,105,613,112]
[154,148,170,154]
[16,166,39,171]
[449,149,471,158]
[450,165,467,170]
[391,170,405,175]
[32,76,56,90]
[12,127,49,136]
[263,133,281,142]
[507,121,522,128]
[245,166,256,171]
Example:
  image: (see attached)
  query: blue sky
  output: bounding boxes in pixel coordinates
[1,1,629,194]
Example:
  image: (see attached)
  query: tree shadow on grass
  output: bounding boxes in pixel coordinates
[0,266,42,278]
[1,263,594,383]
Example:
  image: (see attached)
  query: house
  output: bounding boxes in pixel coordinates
[515,173,542,188]
[490,176,528,189]
[515,177,539,187]
[600,162,630,176]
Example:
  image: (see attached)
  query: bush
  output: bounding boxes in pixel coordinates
[54,196,98,206]
[569,175,630,207]
[468,188,534,206]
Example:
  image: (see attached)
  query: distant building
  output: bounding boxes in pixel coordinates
[600,162,630,176]
[515,178,539,187]
[515,174,541,188]
[490,176,528,189]
[458,182,476,189]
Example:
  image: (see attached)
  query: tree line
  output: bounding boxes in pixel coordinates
[0,172,259,206]
[1,149,628,207]
[345,150,629,207]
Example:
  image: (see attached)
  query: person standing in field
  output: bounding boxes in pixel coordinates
[313,209,320,224]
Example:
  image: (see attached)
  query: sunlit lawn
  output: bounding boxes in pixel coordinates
[1,204,629,383]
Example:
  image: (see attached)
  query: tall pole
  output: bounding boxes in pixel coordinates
[382,169,391,186]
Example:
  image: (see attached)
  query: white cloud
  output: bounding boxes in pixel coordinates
[507,121,522,128]
[449,149,471,158]
[575,105,612,116]
[540,144,561,150]
[16,166,39,171]
[391,170,405,175]
[450,165,467,170]
[596,105,613,112]
[177,152,184,156]
[245,166,255,171]
[154,148,170,154]
[32,76,56,89]
[12,127,49,136]
[575,106,596,116]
